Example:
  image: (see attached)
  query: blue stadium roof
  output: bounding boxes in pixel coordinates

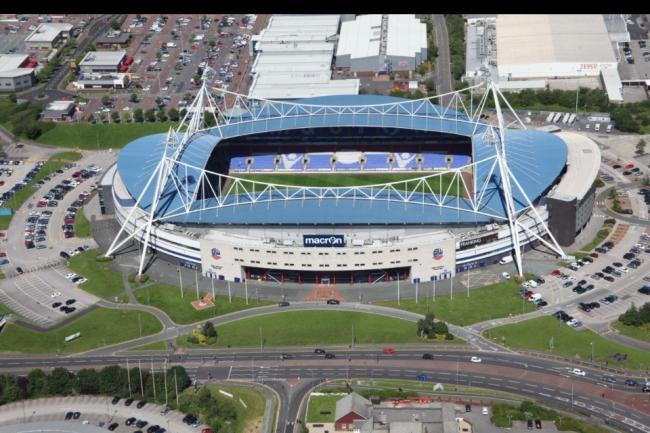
[116,95,567,225]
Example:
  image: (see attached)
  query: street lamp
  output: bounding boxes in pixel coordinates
[590,341,594,363]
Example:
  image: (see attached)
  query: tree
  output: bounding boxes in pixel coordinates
[99,366,126,395]
[619,303,643,326]
[111,111,120,123]
[110,20,121,31]
[76,368,100,394]
[27,369,48,397]
[0,374,19,403]
[636,139,646,155]
[156,110,167,122]
[99,112,107,123]
[608,188,618,200]
[144,109,156,122]
[8,93,17,103]
[168,366,190,391]
[130,93,138,103]
[167,107,179,122]
[133,108,144,123]
[417,312,436,338]
[202,321,217,338]
[155,96,164,107]
[48,368,72,395]
[179,108,188,118]
[122,111,131,123]
[101,94,111,106]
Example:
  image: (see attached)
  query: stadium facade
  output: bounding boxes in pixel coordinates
[102,81,600,285]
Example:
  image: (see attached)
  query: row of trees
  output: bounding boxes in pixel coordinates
[446,15,466,83]
[486,88,610,113]
[610,99,650,133]
[0,365,190,407]
[618,302,650,327]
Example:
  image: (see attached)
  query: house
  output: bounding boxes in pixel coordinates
[334,393,372,431]
[41,100,76,122]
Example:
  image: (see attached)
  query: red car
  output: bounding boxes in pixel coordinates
[0,232,6,237]
[64,231,74,238]
[551,269,561,276]
[383,348,396,354]
[0,252,6,257]
[590,252,599,258]
[625,163,635,169]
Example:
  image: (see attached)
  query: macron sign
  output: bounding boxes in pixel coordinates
[303,234,345,248]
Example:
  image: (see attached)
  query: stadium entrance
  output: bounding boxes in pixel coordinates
[244,266,411,284]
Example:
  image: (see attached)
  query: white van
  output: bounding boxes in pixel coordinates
[527,280,538,288]
[529,293,542,302]
[499,255,513,265]
[595,123,601,132]
[606,124,612,133]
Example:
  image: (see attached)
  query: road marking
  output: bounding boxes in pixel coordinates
[227,366,232,380]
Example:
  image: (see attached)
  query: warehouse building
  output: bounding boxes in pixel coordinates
[25,22,72,50]
[0,54,36,92]
[248,15,359,99]
[464,15,623,102]
[335,14,428,74]
[79,50,127,74]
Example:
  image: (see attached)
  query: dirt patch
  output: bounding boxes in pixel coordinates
[243,416,263,433]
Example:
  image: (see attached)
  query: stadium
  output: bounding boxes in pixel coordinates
[101,81,600,286]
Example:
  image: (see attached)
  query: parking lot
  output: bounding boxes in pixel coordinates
[0,263,97,326]
[0,396,207,433]
[75,14,268,122]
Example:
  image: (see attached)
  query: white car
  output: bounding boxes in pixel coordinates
[527,280,538,288]
[74,277,88,285]
[50,291,61,298]
[482,407,489,415]
[470,356,482,363]
[502,272,511,280]
[619,266,629,273]
[65,272,77,279]
[69,250,80,256]
[571,368,586,376]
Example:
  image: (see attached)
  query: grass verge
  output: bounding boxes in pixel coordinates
[181,384,266,433]
[306,395,340,423]
[235,172,466,197]
[484,316,650,370]
[0,308,162,354]
[375,280,535,326]
[133,283,272,325]
[0,151,82,230]
[74,208,91,238]
[37,122,178,150]
[612,321,650,344]
[67,250,127,300]
[176,310,459,348]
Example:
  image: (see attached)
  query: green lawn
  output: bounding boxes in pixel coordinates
[177,310,452,348]
[134,283,272,325]
[0,308,162,354]
[181,385,266,433]
[375,280,536,326]
[74,208,91,238]
[67,250,127,299]
[306,395,340,423]
[571,225,611,258]
[612,321,650,344]
[484,316,650,370]
[37,122,178,150]
[0,151,82,229]
[235,172,466,197]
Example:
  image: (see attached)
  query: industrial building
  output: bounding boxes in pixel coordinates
[0,54,36,92]
[79,50,127,74]
[464,15,624,102]
[41,100,76,122]
[335,14,428,74]
[248,15,359,99]
[95,31,132,49]
[24,22,72,50]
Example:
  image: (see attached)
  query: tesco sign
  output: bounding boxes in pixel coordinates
[303,234,345,247]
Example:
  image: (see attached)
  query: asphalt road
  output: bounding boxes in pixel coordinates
[431,15,453,100]
[0,352,648,433]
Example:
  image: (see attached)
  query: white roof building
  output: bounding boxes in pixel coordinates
[0,53,34,83]
[248,15,360,100]
[25,23,72,46]
[335,15,427,73]
[496,15,617,80]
